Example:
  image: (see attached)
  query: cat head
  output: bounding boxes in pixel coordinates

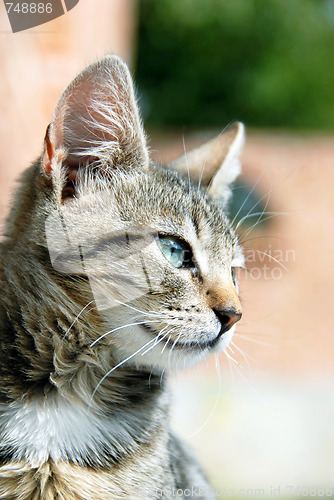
[42,55,244,372]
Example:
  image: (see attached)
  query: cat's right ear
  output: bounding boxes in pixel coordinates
[168,122,245,207]
[42,55,148,196]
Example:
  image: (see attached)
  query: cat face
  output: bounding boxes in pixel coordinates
[109,170,243,371]
[42,56,244,372]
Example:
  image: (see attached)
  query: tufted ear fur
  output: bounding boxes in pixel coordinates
[168,122,245,207]
[42,55,148,199]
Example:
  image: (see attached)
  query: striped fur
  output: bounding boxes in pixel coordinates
[0,56,244,499]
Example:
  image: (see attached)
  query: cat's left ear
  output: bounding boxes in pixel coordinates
[42,55,148,192]
[169,122,245,207]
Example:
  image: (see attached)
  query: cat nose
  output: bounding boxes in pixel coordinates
[213,308,242,333]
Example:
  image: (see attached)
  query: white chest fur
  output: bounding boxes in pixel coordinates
[0,393,138,467]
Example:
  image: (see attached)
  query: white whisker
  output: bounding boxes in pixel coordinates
[90,320,161,348]
[235,211,288,231]
[197,158,207,192]
[228,358,266,409]
[252,249,289,271]
[185,354,222,440]
[160,367,166,386]
[237,179,273,236]
[182,134,191,195]
[63,300,95,341]
[224,350,240,366]
[140,326,170,356]
[91,337,157,402]
[231,171,266,226]
[140,331,170,357]
[114,299,166,319]
[161,327,178,354]
[168,330,184,369]
[234,333,273,347]
[242,212,288,238]
[236,167,297,237]
[227,344,235,355]
[231,341,255,379]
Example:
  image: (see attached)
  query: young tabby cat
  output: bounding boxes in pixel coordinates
[0,56,244,499]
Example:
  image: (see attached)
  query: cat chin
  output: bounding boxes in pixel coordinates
[211,324,236,353]
[163,325,236,370]
[135,345,209,372]
[112,323,236,373]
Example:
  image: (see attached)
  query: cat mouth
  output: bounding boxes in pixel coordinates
[140,323,222,352]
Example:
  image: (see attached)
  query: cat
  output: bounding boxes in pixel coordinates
[0,55,244,499]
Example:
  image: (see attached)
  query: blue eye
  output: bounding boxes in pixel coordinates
[157,236,193,269]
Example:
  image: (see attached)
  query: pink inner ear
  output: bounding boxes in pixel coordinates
[42,125,55,175]
[41,56,148,200]
[43,63,134,171]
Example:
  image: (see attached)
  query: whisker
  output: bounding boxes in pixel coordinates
[227,344,235,355]
[147,328,177,385]
[141,331,170,357]
[113,300,164,319]
[160,366,166,386]
[231,341,255,378]
[241,213,284,239]
[237,179,273,237]
[231,171,266,226]
[252,249,289,271]
[240,234,287,246]
[161,327,178,354]
[140,326,171,356]
[185,353,222,439]
[197,157,207,192]
[91,337,157,402]
[182,133,191,195]
[236,166,298,236]
[168,330,184,369]
[228,358,266,409]
[233,333,273,347]
[235,211,288,232]
[90,320,161,348]
[226,352,236,400]
[63,300,95,341]
[224,350,240,366]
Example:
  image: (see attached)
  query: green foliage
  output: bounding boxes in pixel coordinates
[136,0,334,130]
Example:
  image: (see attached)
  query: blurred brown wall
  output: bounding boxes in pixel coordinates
[0,0,138,225]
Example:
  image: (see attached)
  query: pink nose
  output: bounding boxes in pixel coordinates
[213,308,242,333]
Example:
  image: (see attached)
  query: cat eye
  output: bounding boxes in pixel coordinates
[157,236,193,269]
[231,267,236,284]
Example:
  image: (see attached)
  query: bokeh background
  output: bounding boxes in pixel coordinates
[1,0,333,497]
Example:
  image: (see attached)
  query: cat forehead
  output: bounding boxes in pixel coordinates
[146,166,237,241]
[69,164,238,260]
[70,163,237,242]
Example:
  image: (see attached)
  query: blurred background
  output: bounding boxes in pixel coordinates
[1,0,333,497]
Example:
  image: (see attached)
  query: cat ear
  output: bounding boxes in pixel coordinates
[168,122,245,206]
[42,55,148,189]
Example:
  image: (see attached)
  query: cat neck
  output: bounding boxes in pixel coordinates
[0,382,168,468]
